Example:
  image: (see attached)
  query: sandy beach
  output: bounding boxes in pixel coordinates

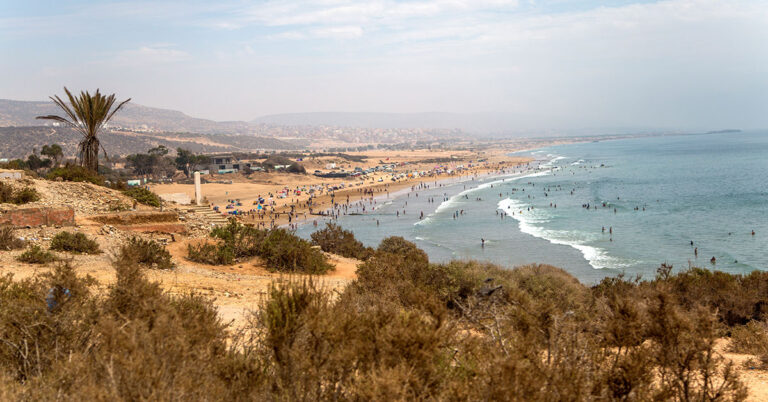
[151,148,535,227]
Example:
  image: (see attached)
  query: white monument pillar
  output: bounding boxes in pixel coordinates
[194,171,202,206]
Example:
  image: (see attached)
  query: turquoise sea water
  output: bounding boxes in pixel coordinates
[296,131,768,283]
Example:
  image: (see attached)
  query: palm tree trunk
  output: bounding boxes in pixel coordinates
[80,136,100,172]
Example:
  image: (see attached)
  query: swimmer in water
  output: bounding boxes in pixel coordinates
[710,256,716,264]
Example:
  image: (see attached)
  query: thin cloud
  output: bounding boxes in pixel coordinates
[112,45,190,65]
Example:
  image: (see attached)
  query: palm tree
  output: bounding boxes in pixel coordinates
[37,87,130,172]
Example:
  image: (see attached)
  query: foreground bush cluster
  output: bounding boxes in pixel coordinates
[310,223,373,260]
[0,182,39,205]
[50,232,101,254]
[120,237,174,270]
[122,187,162,207]
[188,220,332,274]
[1,227,767,400]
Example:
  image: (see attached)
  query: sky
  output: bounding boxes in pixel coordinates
[1,0,767,132]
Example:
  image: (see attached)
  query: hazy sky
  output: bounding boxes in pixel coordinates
[1,0,767,130]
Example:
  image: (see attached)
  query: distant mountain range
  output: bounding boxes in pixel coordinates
[0,99,692,140]
[0,126,301,159]
[1,99,507,134]
[0,99,255,134]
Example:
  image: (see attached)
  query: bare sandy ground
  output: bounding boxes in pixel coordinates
[0,230,358,329]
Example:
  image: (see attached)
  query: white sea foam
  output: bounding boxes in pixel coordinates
[429,169,552,220]
[497,198,632,270]
[413,216,433,226]
[540,155,566,169]
[416,157,560,228]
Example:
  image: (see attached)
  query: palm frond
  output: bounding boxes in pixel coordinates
[37,86,129,171]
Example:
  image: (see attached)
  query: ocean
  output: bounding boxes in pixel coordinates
[295,131,768,283]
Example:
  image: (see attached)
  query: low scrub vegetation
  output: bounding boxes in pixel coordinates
[49,231,101,254]
[188,220,331,273]
[118,237,174,270]
[0,182,40,205]
[730,321,768,369]
[0,226,25,251]
[0,226,765,399]
[187,242,235,265]
[17,245,57,264]
[310,223,373,260]
[259,229,332,274]
[122,187,162,207]
[46,165,104,185]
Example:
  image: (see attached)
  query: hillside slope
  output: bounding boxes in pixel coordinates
[0,126,301,159]
[0,99,252,134]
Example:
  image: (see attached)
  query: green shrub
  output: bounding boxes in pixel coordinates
[186,220,265,265]
[0,182,40,205]
[0,226,25,251]
[259,229,333,274]
[310,223,373,260]
[47,165,104,185]
[17,245,57,264]
[50,232,101,254]
[286,162,306,174]
[123,187,162,207]
[187,242,235,265]
[0,183,12,202]
[210,219,266,259]
[11,187,39,204]
[186,220,331,274]
[119,237,174,270]
[377,236,428,264]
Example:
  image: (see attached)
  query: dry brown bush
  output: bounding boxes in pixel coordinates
[0,232,756,401]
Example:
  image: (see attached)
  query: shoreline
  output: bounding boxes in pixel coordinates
[151,148,537,230]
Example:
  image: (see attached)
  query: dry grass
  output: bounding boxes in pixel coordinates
[0,226,25,251]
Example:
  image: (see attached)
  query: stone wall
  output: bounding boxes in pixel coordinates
[0,207,75,227]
